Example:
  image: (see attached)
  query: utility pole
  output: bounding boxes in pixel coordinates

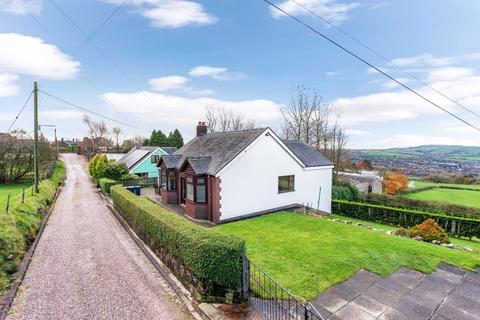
[54,127,58,154]
[33,81,39,193]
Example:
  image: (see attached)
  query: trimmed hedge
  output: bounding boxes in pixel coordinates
[332,200,480,239]
[99,178,117,195]
[110,185,246,300]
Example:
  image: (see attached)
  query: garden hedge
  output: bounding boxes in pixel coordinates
[332,200,480,239]
[110,185,246,301]
[99,178,117,195]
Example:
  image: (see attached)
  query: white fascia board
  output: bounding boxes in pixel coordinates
[304,165,334,171]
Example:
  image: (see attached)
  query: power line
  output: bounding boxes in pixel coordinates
[289,0,480,121]
[47,0,159,108]
[39,89,150,133]
[263,0,480,132]
[73,0,130,52]
[7,90,34,132]
[20,0,132,123]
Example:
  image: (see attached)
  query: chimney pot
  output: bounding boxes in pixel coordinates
[196,121,208,137]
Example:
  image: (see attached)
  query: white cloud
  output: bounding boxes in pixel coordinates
[189,66,246,81]
[369,1,389,10]
[345,129,370,136]
[426,67,474,82]
[0,33,80,80]
[184,87,214,95]
[101,90,282,137]
[271,0,360,26]
[0,0,42,15]
[103,0,217,28]
[0,73,19,96]
[39,109,84,120]
[149,75,188,91]
[325,71,339,76]
[391,53,457,68]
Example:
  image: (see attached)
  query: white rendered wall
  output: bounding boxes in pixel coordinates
[218,131,332,221]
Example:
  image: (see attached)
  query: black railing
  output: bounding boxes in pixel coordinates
[245,258,325,320]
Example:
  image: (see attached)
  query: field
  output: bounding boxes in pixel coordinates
[406,188,480,208]
[410,180,480,190]
[216,211,480,300]
[0,183,31,210]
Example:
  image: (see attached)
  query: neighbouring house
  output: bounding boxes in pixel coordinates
[338,171,383,194]
[158,122,333,223]
[118,146,177,178]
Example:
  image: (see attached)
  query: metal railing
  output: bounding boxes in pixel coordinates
[245,258,325,320]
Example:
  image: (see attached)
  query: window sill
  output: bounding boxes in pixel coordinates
[278,190,295,194]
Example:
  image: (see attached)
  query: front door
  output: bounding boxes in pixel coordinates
[180,177,186,204]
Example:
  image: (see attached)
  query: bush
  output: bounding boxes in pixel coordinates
[104,162,128,180]
[332,200,480,239]
[110,185,246,301]
[99,178,117,195]
[408,219,450,244]
[332,184,361,201]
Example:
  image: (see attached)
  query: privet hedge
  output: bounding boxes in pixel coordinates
[110,185,246,302]
[99,178,117,195]
[332,200,480,239]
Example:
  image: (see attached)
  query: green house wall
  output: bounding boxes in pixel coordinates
[130,149,167,178]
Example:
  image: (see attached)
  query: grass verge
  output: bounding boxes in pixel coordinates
[0,160,65,294]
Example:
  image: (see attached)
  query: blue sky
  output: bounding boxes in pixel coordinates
[1,0,480,148]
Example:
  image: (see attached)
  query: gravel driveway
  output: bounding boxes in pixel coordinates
[7,154,193,320]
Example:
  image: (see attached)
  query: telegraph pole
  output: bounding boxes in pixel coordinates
[54,128,58,154]
[33,81,39,193]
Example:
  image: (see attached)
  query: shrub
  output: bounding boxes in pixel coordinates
[104,162,128,180]
[332,184,361,201]
[394,227,409,237]
[110,185,246,301]
[99,178,117,195]
[332,200,480,239]
[94,155,108,181]
[408,219,450,244]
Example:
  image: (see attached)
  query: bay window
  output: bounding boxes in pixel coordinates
[186,177,194,201]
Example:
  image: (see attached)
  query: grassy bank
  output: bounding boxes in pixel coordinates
[0,160,65,294]
[406,188,480,208]
[216,211,480,300]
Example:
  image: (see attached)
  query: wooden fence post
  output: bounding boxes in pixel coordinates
[6,193,10,213]
[22,188,25,204]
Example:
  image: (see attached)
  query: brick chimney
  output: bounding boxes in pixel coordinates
[196,121,208,137]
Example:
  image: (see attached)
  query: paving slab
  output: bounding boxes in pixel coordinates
[375,278,410,296]
[351,295,388,317]
[436,302,480,320]
[387,267,424,288]
[312,292,349,314]
[391,296,433,320]
[438,264,468,276]
[334,303,375,320]
[377,308,410,320]
[363,284,400,307]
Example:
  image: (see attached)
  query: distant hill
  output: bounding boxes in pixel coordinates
[351,145,480,162]
[349,145,480,176]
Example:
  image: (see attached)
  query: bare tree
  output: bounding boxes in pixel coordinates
[112,127,121,150]
[83,115,109,153]
[205,106,256,133]
[281,85,348,172]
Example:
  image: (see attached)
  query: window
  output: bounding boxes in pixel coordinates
[278,175,295,193]
[168,170,176,191]
[186,177,194,201]
[151,155,160,163]
[160,169,167,189]
[196,178,206,203]
[138,172,149,178]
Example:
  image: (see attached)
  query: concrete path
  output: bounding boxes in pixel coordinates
[311,264,480,320]
[7,154,193,320]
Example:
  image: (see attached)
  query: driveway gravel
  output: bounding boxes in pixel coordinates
[7,154,193,320]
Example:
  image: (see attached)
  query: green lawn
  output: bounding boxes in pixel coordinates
[406,188,480,208]
[216,211,480,300]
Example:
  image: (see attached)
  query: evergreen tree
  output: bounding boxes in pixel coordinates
[147,129,169,146]
[169,129,184,148]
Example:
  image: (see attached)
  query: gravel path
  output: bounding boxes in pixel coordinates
[7,154,193,320]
